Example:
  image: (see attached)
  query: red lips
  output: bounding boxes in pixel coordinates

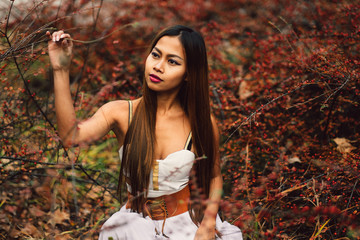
[149,74,163,83]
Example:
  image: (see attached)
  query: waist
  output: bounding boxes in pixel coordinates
[126,184,190,220]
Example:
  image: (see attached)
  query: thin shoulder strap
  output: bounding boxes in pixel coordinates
[128,100,133,126]
[184,131,192,151]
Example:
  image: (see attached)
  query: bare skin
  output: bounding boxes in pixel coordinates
[47,31,222,240]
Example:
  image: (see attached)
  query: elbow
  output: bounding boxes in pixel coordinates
[58,125,80,147]
[61,141,72,148]
[61,139,80,148]
[60,137,74,148]
[59,134,78,148]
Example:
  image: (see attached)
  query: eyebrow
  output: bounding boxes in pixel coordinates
[154,47,184,61]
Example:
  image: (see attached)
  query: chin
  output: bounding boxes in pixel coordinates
[146,81,161,92]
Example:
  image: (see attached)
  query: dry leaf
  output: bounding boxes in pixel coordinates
[0,213,8,224]
[87,185,102,200]
[288,156,301,164]
[29,206,46,217]
[57,179,73,201]
[333,138,355,154]
[21,222,42,238]
[5,205,17,215]
[55,234,72,240]
[238,78,255,100]
[34,185,51,200]
[48,208,70,227]
[9,228,21,238]
[19,188,32,200]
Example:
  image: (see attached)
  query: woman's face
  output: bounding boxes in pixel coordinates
[145,36,186,94]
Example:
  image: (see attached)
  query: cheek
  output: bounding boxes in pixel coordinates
[144,55,152,71]
[144,58,149,69]
[177,68,186,80]
[171,72,186,85]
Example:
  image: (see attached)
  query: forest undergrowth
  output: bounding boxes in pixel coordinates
[1,0,359,239]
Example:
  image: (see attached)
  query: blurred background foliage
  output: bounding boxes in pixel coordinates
[0,0,359,239]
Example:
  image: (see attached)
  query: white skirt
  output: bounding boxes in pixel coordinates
[99,205,243,240]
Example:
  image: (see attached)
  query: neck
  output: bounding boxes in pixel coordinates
[156,91,181,115]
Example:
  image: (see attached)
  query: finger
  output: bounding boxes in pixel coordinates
[52,32,58,42]
[61,34,73,47]
[59,33,71,41]
[58,33,71,47]
[52,30,65,42]
[62,38,69,47]
[46,31,52,41]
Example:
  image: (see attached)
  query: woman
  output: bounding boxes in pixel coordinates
[47,25,242,239]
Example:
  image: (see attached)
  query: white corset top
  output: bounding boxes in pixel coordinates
[118,133,195,198]
[148,149,195,197]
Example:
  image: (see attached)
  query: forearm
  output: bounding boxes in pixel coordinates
[202,115,223,223]
[195,174,222,240]
[53,69,78,146]
[204,174,223,220]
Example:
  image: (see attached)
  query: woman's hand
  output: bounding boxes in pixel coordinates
[46,30,73,71]
[194,216,216,240]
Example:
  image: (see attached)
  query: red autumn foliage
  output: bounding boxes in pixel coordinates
[1,0,359,239]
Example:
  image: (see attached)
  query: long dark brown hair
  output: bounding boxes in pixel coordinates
[118,25,215,225]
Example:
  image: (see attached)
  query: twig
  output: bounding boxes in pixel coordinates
[211,86,225,120]
[268,19,296,53]
[346,179,358,209]
[8,0,48,39]
[320,74,351,141]
[323,74,351,105]
[3,34,58,132]
[73,0,103,105]
[4,0,14,37]
[286,86,330,110]
[224,81,305,144]
[77,164,119,200]
[63,22,139,45]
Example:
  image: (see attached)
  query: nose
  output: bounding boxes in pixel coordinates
[153,60,164,73]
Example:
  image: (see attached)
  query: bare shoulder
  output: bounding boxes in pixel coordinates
[101,100,129,113]
[100,98,142,128]
[100,100,127,120]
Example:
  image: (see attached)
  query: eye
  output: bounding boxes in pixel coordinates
[168,59,180,65]
[151,51,160,58]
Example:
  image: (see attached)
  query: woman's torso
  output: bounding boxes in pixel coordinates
[114,98,195,197]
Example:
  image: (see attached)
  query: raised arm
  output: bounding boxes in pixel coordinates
[47,31,123,147]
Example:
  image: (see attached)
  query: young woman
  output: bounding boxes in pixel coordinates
[47,25,242,240]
